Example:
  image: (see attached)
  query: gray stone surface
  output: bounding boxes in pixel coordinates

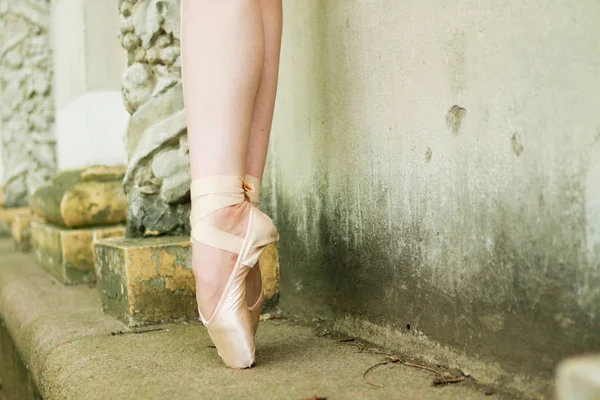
[0,0,56,207]
[118,0,190,237]
[0,238,504,399]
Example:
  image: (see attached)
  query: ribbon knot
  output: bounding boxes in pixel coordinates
[242,180,256,202]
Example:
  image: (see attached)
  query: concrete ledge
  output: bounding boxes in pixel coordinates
[0,239,494,399]
[0,239,124,398]
[31,221,125,285]
[95,237,280,327]
[0,319,42,400]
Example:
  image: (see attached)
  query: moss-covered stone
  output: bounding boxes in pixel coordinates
[94,237,196,326]
[30,166,127,229]
[94,237,280,326]
[31,221,125,285]
[11,213,34,252]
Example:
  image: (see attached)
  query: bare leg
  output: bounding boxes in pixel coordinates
[245,0,283,308]
[181,0,265,319]
[246,0,283,179]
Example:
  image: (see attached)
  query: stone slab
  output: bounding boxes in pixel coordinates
[94,237,281,326]
[31,220,125,285]
[11,213,34,252]
[556,355,600,400]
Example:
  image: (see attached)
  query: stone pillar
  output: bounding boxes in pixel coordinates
[51,0,128,170]
[118,0,189,237]
[0,0,57,207]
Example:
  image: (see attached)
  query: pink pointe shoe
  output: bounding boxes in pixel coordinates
[190,176,279,368]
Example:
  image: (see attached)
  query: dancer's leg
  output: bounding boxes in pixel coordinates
[245,0,283,308]
[246,0,283,180]
[181,0,265,319]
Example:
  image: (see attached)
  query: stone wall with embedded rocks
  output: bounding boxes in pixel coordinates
[119,0,190,237]
[0,0,56,207]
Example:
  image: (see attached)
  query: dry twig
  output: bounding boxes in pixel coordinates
[433,376,466,386]
[403,361,444,377]
[362,354,465,388]
[111,328,164,336]
[362,361,389,388]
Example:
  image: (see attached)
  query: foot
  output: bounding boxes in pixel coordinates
[192,200,251,320]
[190,175,278,369]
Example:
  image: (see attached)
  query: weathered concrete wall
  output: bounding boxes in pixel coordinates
[265,0,600,392]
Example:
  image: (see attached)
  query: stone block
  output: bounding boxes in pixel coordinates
[31,220,125,285]
[0,207,32,237]
[94,237,195,326]
[11,213,34,252]
[556,355,600,400]
[94,237,280,326]
[30,166,127,229]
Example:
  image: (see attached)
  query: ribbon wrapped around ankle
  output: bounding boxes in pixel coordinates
[189,176,256,254]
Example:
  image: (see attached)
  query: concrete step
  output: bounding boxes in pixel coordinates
[0,238,504,399]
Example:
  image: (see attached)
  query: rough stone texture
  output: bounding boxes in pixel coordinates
[31,220,125,285]
[0,0,56,207]
[556,355,600,400]
[118,0,190,237]
[265,1,600,398]
[30,166,127,228]
[94,236,195,326]
[95,237,280,326]
[11,213,33,251]
[0,239,502,399]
